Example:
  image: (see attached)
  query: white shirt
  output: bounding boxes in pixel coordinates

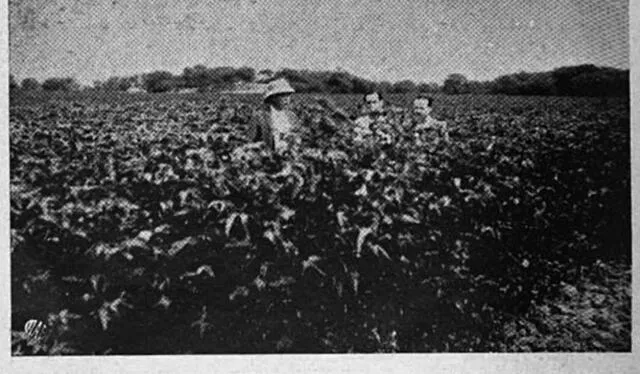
[354,116,373,142]
[411,116,449,143]
[354,114,388,141]
[270,109,293,152]
[415,116,446,130]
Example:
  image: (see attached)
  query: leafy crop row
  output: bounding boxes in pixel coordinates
[10,93,630,353]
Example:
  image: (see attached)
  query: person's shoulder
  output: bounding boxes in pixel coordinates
[355,115,370,126]
[427,116,447,126]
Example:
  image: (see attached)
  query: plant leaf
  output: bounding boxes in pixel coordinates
[369,243,391,260]
[168,236,197,256]
[356,227,374,258]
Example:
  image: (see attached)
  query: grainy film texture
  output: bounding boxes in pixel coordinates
[8,0,630,354]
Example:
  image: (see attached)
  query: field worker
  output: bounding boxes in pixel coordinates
[246,78,302,153]
[353,91,394,144]
[407,94,450,143]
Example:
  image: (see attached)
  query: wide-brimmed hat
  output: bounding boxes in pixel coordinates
[263,78,295,101]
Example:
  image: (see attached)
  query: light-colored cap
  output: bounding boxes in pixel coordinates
[263,78,295,100]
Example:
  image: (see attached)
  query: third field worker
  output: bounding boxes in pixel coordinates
[405,94,450,143]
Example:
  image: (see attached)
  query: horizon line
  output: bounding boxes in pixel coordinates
[9,62,629,87]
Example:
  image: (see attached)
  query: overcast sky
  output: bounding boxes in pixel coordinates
[9,0,629,85]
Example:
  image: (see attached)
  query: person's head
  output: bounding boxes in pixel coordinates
[412,94,433,120]
[264,78,295,110]
[363,91,384,114]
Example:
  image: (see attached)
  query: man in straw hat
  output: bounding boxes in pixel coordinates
[246,78,302,153]
[247,77,355,152]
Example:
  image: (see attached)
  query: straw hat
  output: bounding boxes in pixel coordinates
[263,78,295,101]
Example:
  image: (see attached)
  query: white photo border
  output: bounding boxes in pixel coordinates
[1,1,638,373]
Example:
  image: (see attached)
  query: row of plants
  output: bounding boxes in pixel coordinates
[10,94,630,353]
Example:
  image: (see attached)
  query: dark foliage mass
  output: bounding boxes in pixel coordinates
[10,92,630,354]
[41,77,81,92]
[20,78,41,91]
[451,65,629,97]
[13,64,628,98]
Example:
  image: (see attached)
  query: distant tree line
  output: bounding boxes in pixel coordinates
[10,76,80,92]
[10,64,628,97]
[442,65,629,97]
[268,69,441,95]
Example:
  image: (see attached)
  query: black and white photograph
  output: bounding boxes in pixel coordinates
[1,0,638,372]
